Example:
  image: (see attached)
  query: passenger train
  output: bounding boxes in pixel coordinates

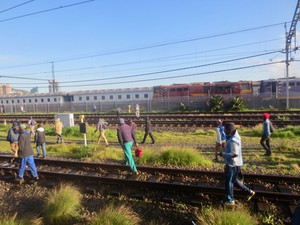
[0,78,299,108]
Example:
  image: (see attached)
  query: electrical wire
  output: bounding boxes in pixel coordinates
[13,61,284,89]
[0,0,35,14]
[0,23,286,71]
[0,0,95,23]
[3,50,281,85]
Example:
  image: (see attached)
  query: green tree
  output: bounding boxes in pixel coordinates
[179,102,187,111]
[229,96,248,111]
[207,96,224,112]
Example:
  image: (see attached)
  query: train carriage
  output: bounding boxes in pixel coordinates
[153,81,253,98]
[260,77,300,98]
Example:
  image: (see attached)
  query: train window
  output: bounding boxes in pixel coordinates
[41,99,44,103]
[29,99,32,103]
[118,95,122,99]
[204,86,210,93]
[12,100,14,104]
[17,100,20,103]
[135,94,139,99]
[86,96,90,101]
[170,88,176,92]
[47,98,50,103]
[144,94,149,98]
[297,82,300,86]
[183,88,188,91]
[0,100,3,104]
[241,83,250,90]
[110,95,113,100]
[102,96,105,100]
[23,99,25,103]
[126,94,130,99]
[35,99,38,103]
[79,97,82,101]
[94,96,97,100]
[54,98,57,102]
[6,100,8,104]
[289,82,295,86]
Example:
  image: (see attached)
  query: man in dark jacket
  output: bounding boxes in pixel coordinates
[7,122,19,157]
[34,124,47,158]
[17,124,38,181]
[141,116,155,144]
[117,118,139,174]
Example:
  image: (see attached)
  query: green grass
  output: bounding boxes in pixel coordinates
[138,147,212,167]
[91,204,140,225]
[0,214,42,225]
[1,123,300,175]
[43,183,82,225]
[196,205,258,225]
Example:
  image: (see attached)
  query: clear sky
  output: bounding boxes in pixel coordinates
[0,0,299,93]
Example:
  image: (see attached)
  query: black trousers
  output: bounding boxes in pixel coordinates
[142,132,155,143]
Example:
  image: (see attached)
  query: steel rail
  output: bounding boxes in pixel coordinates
[0,155,299,185]
[0,166,298,204]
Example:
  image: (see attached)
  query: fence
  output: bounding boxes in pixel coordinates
[1,96,299,114]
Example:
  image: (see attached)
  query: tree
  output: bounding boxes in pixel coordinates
[229,96,248,111]
[207,96,224,112]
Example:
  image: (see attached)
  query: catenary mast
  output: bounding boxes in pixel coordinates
[285,0,300,109]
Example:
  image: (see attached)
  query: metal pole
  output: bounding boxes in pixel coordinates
[51,61,55,93]
[285,24,290,109]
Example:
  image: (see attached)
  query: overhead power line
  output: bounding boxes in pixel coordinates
[56,51,282,84]
[41,61,285,89]
[0,75,48,81]
[0,0,35,14]
[13,59,284,89]
[0,23,285,71]
[3,50,281,85]
[0,0,95,23]
[48,23,288,64]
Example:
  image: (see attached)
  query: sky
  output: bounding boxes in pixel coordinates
[0,0,300,93]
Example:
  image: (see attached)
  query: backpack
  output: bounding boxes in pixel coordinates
[7,131,11,142]
[135,146,143,158]
[30,119,36,126]
[270,122,274,133]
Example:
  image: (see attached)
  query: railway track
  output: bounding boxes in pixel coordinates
[0,111,300,127]
[0,155,299,206]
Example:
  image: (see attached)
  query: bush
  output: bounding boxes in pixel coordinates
[91,204,140,225]
[196,206,258,225]
[141,147,212,167]
[70,145,94,158]
[44,184,82,225]
[0,214,42,225]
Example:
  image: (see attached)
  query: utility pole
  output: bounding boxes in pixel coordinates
[51,61,55,93]
[285,0,300,109]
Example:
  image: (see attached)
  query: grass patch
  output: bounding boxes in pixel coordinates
[139,147,212,167]
[0,214,43,225]
[91,204,140,225]
[43,183,82,225]
[196,205,258,225]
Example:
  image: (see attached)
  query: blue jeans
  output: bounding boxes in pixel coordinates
[224,165,251,202]
[36,142,46,157]
[122,142,137,172]
[18,155,38,179]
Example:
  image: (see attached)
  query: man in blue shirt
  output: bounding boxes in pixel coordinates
[219,122,255,205]
[260,113,273,156]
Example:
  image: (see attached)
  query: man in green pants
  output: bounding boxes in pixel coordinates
[117,118,139,174]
